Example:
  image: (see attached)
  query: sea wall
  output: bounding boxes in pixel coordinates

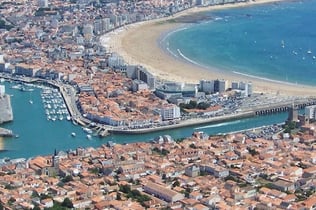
[0,94,13,124]
[109,111,255,134]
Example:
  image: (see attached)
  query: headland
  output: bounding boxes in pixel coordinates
[101,0,316,96]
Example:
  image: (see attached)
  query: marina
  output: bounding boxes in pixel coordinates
[41,88,71,122]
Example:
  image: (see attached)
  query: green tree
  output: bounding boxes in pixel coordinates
[62,175,74,183]
[172,180,180,188]
[61,198,73,208]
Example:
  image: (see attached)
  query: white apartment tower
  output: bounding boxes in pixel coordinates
[305,105,316,120]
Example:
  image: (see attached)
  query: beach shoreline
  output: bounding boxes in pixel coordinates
[100,0,316,96]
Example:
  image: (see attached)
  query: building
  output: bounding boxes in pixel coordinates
[231,81,239,90]
[185,164,200,177]
[201,164,229,178]
[305,105,316,120]
[160,104,181,121]
[214,79,227,94]
[132,80,148,92]
[15,64,40,77]
[199,80,215,93]
[239,81,253,97]
[272,179,296,192]
[287,103,299,123]
[200,80,215,93]
[143,181,184,202]
[108,53,125,68]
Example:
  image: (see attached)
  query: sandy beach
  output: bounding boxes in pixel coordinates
[100,0,316,96]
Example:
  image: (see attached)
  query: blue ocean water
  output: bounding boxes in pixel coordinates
[164,0,316,86]
[0,81,288,159]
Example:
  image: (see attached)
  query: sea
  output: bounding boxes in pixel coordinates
[163,0,316,86]
[0,80,289,159]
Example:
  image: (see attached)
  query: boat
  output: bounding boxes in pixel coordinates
[29,100,33,104]
[66,116,71,121]
[307,50,312,54]
[86,134,92,140]
[281,40,285,48]
[71,132,76,137]
[82,127,93,134]
[313,56,316,60]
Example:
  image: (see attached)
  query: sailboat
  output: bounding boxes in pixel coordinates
[281,40,285,48]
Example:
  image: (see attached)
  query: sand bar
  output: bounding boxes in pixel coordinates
[100,0,316,96]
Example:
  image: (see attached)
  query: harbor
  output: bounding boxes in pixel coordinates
[0,80,291,159]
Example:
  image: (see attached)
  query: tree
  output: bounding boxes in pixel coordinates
[62,175,74,183]
[197,102,210,110]
[61,198,73,208]
[172,180,180,188]
[33,205,41,210]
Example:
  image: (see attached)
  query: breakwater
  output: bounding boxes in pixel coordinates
[0,94,13,124]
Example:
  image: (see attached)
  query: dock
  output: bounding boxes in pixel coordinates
[0,94,13,124]
[0,127,14,137]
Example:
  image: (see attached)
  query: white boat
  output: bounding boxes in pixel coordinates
[83,127,93,134]
[29,100,33,104]
[86,134,92,140]
[307,50,312,54]
[66,116,71,121]
[71,132,76,137]
[281,40,285,48]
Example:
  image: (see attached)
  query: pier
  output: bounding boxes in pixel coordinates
[0,127,13,137]
[252,98,316,115]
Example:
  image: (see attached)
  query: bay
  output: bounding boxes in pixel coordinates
[164,0,316,86]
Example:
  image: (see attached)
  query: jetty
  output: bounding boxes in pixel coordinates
[0,127,14,137]
[0,94,13,124]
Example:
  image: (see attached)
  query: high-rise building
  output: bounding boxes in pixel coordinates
[305,105,316,120]
[214,79,227,93]
[200,80,214,93]
[288,103,299,123]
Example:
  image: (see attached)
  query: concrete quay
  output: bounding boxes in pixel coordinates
[109,111,255,134]
[0,94,13,124]
[0,127,13,137]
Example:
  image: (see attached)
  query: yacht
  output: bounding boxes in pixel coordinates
[82,127,93,134]
[71,132,76,137]
[281,40,285,48]
[86,134,92,140]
